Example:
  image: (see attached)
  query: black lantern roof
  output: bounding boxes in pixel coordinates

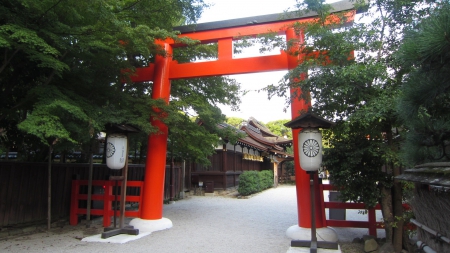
[284,111,335,129]
[105,123,140,134]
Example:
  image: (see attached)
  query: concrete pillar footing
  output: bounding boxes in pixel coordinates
[286,225,338,242]
[129,217,173,233]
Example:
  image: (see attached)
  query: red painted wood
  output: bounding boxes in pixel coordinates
[319,182,327,228]
[218,38,233,60]
[69,180,144,227]
[325,202,367,209]
[320,184,389,235]
[141,41,172,220]
[327,220,370,228]
[69,181,79,226]
[322,184,337,191]
[169,53,289,79]
[103,180,113,227]
[129,12,355,82]
[127,65,155,83]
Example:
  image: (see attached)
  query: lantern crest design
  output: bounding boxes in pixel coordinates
[302,139,320,157]
[106,142,116,158]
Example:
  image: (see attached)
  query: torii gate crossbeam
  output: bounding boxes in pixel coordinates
[128,0,358,234]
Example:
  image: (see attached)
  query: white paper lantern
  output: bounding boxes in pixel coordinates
[106,134,127,170]
[298,128,322,171]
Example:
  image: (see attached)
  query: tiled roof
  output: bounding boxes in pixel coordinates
[216,117,293,158]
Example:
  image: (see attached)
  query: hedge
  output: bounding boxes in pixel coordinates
[238,170,273,196]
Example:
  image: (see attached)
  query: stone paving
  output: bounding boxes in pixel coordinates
[0,185,385,253]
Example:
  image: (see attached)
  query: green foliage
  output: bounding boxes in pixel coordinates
[168,75,243,165]
[284,161,295,177]
[396,3,450,165]
[238,171,260,196]
[226,117,245,128]
[252,2,439,248]
[265,119,292,138]
[323,122,390,208]
[238,170,273,196]
[0,0,244,164]
[259,170,274,190]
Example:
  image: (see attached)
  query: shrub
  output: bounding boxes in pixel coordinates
[259,170,273,190]
[238,171,260,196]
[238,170,273,196]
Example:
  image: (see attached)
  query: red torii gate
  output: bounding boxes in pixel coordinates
[129,1,357,233]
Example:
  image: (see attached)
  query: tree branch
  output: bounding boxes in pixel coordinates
[115,0,143,13]
[0,48,21,74]
[37,0,66,25]
[375,0,386,62]
[42,50,68,86]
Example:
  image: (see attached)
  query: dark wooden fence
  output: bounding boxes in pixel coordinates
[0,162,182,227]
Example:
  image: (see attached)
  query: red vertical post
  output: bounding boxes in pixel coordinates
[318,180,327,226]
[286,28,324,228]
[103,180,112,227]
[69,180,80,226]
[141,41,172,220]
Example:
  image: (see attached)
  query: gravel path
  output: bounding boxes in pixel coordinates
[1,185,382,253]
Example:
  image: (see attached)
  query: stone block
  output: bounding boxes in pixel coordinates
[363,234,376,241]
[364,238,378,252]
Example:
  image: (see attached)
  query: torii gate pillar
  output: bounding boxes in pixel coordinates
[286,28,325,228]
[129,41,174,232]
[285,28,336,242]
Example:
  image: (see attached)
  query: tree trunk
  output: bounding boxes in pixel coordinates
[386,128,404,252]
[379,185,393,244]
[47,145,53,230]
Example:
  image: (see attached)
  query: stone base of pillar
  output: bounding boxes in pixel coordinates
[286,225,338,242]
[129,217,173,233]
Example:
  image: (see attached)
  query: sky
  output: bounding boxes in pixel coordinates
[197,0,300,123]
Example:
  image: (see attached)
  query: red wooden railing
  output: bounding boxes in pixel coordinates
[319,183,383,236]
[70,180,144,227]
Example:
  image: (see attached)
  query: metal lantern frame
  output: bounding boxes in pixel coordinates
[101,124,140,239]
[285,112,336,253]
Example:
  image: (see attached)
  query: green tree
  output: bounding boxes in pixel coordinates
[265,119,292,138]
[0,0,242,166]
[259,0,437,251]
[397,3,450,165]
[226,116,246,128]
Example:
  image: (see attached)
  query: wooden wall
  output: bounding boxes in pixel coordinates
[191,150,272,190]
[0,162,182,227]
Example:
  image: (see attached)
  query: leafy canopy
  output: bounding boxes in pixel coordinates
[1,0,243,165]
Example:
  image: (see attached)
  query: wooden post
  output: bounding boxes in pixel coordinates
[86,145,94,227]
[47,145,52,230]
[368,208,376,236]
[103,180,112,227]
[222,144,227,190]
[70,180,80,226]
[141,41,172,220]
[119,139,129,228]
